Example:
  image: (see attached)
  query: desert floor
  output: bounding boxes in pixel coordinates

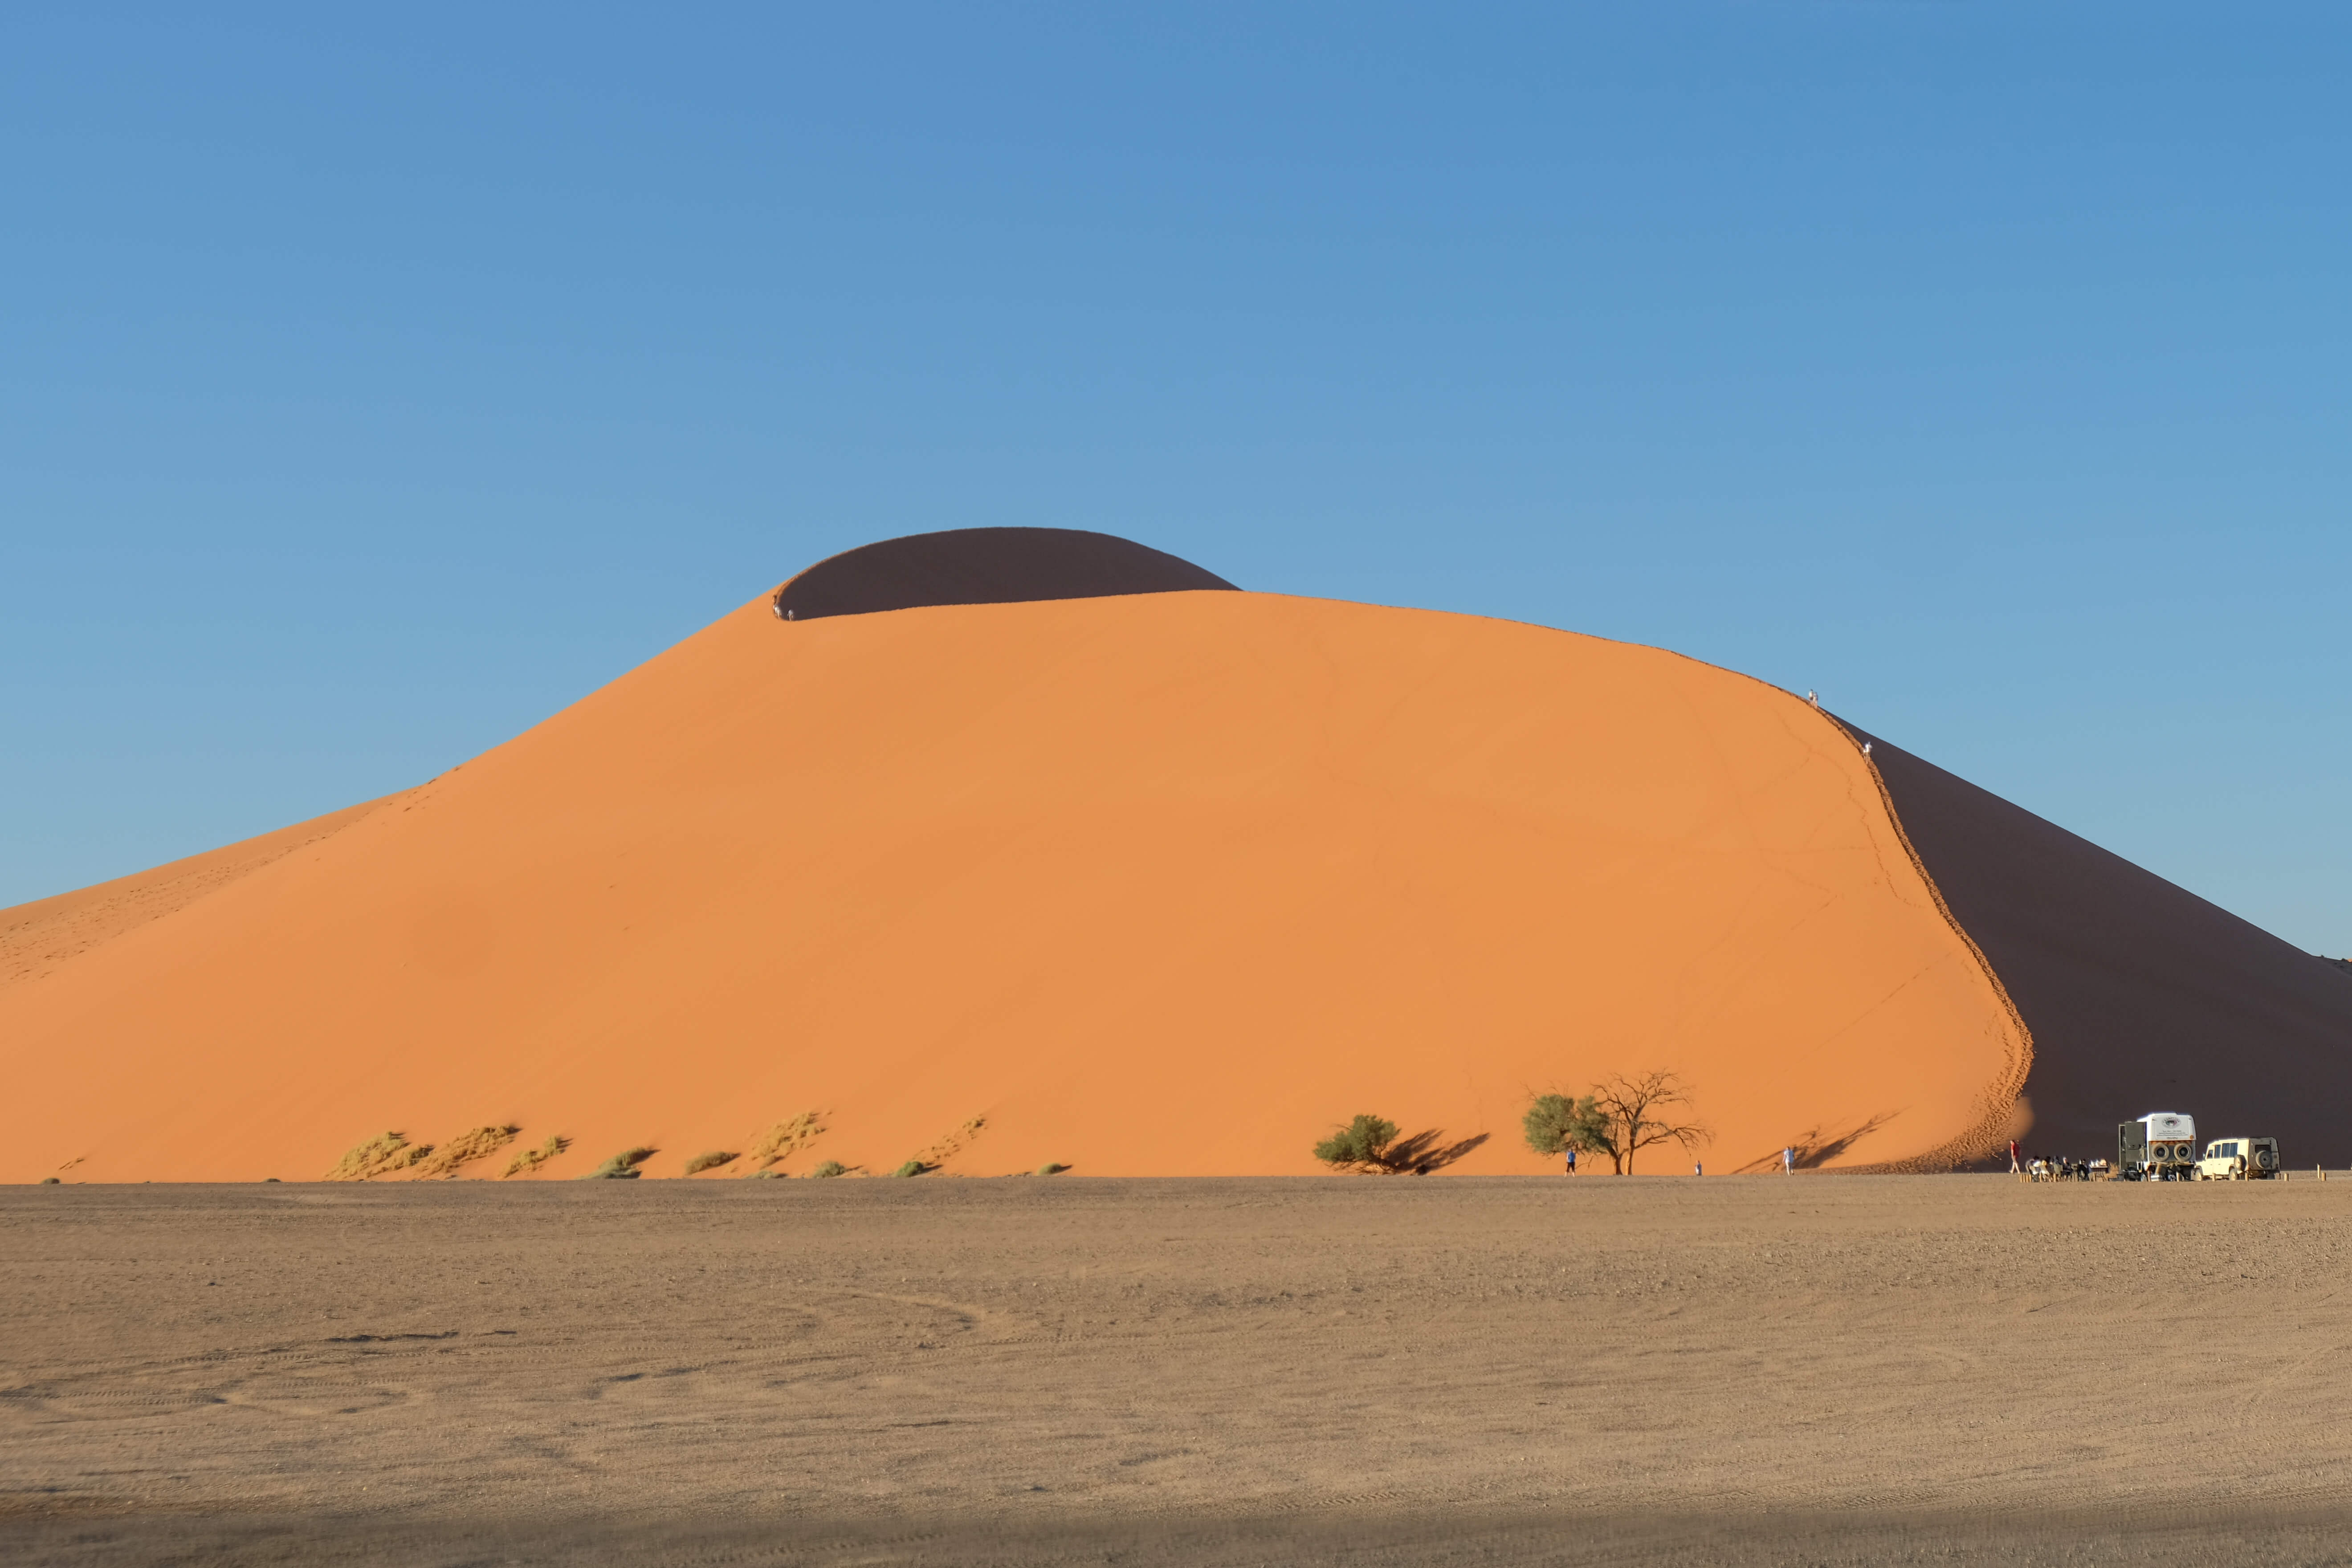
[6,1174,2351,1566]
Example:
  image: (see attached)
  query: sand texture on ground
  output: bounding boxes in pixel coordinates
[1848,727,2352,1165]
[6,1177,2352,1566]
[0,591,2023,1183]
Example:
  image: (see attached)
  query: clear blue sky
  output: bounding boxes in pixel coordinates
[5,5,2348,955]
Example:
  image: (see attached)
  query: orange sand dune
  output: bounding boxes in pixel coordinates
[0,591,2025,1182]
[0,794,404,996]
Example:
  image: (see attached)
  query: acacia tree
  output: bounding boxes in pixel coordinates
[1313,1114,1402,1173]
[1521,1093,1607,1166]
[1581,1071,1708,1174]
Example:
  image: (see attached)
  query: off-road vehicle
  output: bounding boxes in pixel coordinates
[2195,1136,2280,1181]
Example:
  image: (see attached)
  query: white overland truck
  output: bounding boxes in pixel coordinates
[2118,1112,2197,1180]
[2195,1136,2281,1181]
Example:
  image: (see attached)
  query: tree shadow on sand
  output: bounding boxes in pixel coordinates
[1378,1130,1489,1174]
[1732,1112,1898,1173]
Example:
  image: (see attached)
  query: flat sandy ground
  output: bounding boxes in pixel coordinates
[7,1175,2352,1566]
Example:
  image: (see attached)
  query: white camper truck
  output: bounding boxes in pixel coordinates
[2118,1112,2197,1180]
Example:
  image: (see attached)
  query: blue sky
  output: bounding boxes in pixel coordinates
[4,4,2348,954]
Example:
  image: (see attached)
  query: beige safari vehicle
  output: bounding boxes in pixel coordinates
[2195,1137,2280,1180]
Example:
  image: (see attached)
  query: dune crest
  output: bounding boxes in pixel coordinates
[773,525,1239,621]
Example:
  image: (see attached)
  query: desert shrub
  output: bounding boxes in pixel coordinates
[41,1176,60,1186]
[683,1150,739,1176]
[745,1111,826,1174]
[414,1124,522,1180]
[892,1160,928,1178]
[503,1135,569,1178]
[809,1160,848,1179]
[911,1116,986,1170]
[746,1168,787,1180]
[1522,1093,1606,1160]
[324,1132,434,1182]
[1313,1114,1401,1173]
[1037,1162,1070,1176]
[577,1146,657,1181]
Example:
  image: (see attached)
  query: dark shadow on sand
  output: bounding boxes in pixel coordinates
[1378,1129,1489,1174]
[1733,1112,1898,1173]
[15,1501,2352,1568]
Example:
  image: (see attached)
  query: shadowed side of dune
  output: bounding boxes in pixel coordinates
[773,527,1238,620]
[1847,727,2352,1165]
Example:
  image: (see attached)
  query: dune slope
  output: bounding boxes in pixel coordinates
[0,591,2022,1183]
[1848,728,2352,1165]
[0,795,405,996]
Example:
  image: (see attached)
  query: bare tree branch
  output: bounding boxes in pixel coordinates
[1583,1070,1709,1174]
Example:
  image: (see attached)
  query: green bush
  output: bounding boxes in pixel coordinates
[683,1150,739,1176]
[1313,1114,1401,1173]
[892,1159,928,1178]
[1522,1093,1606,1159]
[809,1160,848,1179]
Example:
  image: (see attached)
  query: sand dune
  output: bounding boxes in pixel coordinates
[26,529,2334,1182]
[0,795,404,996]
[0,559,2021,1181]
[1847,727,2352,1164]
